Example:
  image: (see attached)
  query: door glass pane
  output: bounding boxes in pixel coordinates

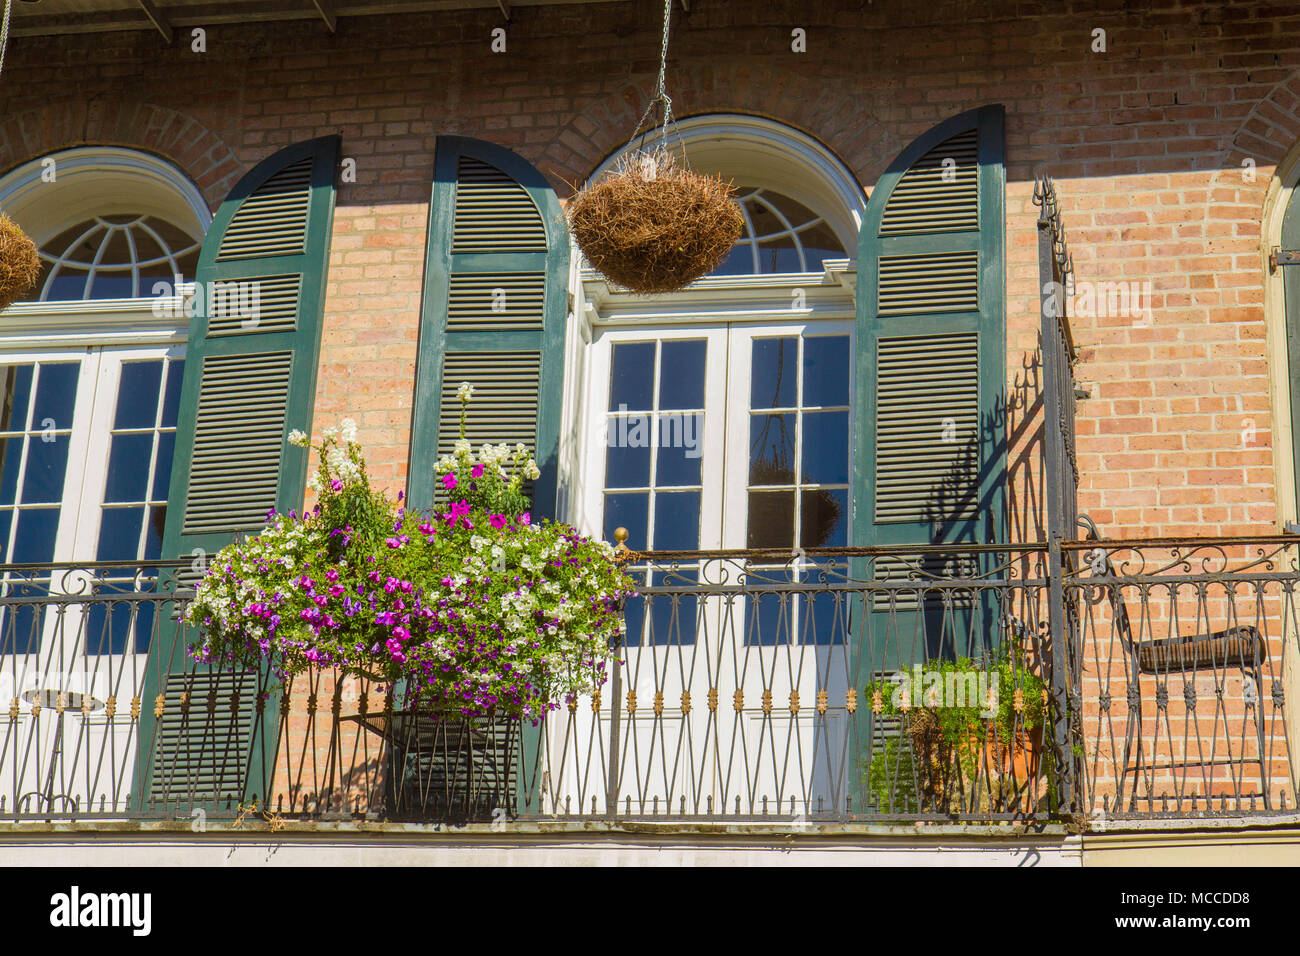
[608,342,655,412]
[658,340,706,409]
[21,434,70,503]
[750,337,796,409]
[114,361,163,428]
[32,363,79,429]
[802,335,850,407]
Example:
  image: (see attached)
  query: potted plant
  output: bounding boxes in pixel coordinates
[186,384,637,819]
[862,649,1049,815]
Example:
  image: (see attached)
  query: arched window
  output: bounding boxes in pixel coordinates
[0,147,210,302]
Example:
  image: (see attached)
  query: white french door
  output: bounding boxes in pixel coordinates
[547,320,853,817]
[0,344,184,815]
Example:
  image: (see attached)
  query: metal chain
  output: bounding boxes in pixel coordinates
[0,0,11,79]
[624,0,675,156]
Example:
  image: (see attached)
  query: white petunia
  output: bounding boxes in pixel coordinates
[288,429,309,447]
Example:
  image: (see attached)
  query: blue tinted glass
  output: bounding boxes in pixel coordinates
[658,340,706,410]
[712,243,755,276]
[646,570,698,645]
[85,601,155,655]
[0,509,11,560]
[89,273,135,299]
[802,336,850,407]
[652,491,700,551]
[162,360,185,425]
[655,414,702,486]
[803,589,846,645]
[756,241,804,273]
[0,438,20,505]
[96,507,143,561]
[145,506,166,560]
[749,413,796,485]
[22,434,70,503]
[104,433,154,503]
[11,508,59,562]
[620,571,650,648]
[33,363,79,430]
[801,488,847,548]
[115,361,163,428]
[747,491,795,549]
[604,422,651,488]
[46,271,89,301]
[745,569,795,645]
[0,364,32,432]
[750,338,796,409]
[152,432,176,500]
[0,593,47,654]
[800,411,849,485]
[603,492,648,552]
[609,342,655,412]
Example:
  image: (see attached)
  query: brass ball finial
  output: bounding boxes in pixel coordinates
[613,527,629,548]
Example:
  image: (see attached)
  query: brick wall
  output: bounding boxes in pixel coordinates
[3,0,1297,538]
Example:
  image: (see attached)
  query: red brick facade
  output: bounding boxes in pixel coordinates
[5,0,1298,540]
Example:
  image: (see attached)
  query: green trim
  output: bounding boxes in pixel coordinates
[134,136,341,812]
[406,136,570,518]
[1284,191,1300,522]
[851,105,1007,552]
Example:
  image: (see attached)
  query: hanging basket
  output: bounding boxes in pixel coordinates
[569,148,743,294]
[0,214,40,311]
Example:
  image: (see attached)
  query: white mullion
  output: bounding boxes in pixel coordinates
[645,342,662,551]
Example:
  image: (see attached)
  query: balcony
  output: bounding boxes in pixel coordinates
[0,540,1294,832]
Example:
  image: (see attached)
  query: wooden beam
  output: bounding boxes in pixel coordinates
[136,0,173,42]
[310,0,337,32]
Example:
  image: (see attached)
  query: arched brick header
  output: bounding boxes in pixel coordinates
[1228,73,1300,171]
[0,100,241,210]
[541,64,894,196]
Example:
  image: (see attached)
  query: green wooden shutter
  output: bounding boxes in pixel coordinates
[407,137,569,518]
[1282,190,1300,524]
[852,106,1006,666]
[134,136,341,812]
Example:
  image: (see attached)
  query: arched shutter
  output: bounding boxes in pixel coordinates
[407,137,569,517]
[135,136,340,811]
[852,106,1006,664]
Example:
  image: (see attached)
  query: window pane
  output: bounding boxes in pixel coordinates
[0,438,21,505]
[162,361,185,425]
[756,238,803,273]
[115,361,163,428]
[646,570,697,645]
[11,508,58,562]
[104,433,154,503]
[45,269,90,301]
[747,491,795,549]
[604,425,651,488]
[658,340,706,409]
[22,434,70,503]
[145,505,167,560]
[745,569,795,646]
[96,507,144,561]
[749,413,796,485]
[801,488,847,548]
[653,491,700,551]
[0,364,32,432]
[750,337,796,408]
[89,273,135,300]
[800,411,848,485]
[152,431,176,500]
[802,335,850,407]
[33,363,79,429]
[0,509,12,560]
[608,342,655,412]
[603,492,648,552]
[655,413,702,486]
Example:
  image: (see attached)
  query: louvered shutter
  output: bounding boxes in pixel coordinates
[408,137,569,517]
[134,137,340,812]
[852,106,1006,666]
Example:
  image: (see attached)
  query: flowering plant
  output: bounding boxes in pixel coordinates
[186,387,636,720]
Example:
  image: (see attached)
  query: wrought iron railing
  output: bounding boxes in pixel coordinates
[0,540,1294,827]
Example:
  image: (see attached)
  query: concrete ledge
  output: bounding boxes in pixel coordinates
[0,820,1083,866]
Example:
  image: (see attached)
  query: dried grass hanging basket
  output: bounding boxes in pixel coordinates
[0,214,40,311]
[569,148,743,294]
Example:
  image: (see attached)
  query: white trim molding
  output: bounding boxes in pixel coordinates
[0,147,211,249]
